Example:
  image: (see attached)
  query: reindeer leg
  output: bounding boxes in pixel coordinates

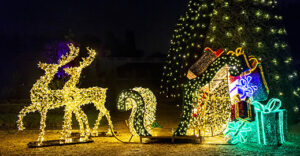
[61,107,73,142]
[74,108,86,138]
[37,108,48,145]
[73,109,84,137]
[92,110,104,136]
[76,107,90,138]
[103,108,114,136]
[17,104,37,131]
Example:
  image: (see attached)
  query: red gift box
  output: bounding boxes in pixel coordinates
[231,99,255,122]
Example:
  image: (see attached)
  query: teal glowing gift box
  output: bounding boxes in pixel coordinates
[247,98,287,145]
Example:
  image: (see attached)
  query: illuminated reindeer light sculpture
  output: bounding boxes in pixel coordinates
[62,46,113,137]
[17,44,79,144]
[17,44,114,145]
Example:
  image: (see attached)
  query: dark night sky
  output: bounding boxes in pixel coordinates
[0,0,300,57]
[0,0,188,56]
[0,0,300,97]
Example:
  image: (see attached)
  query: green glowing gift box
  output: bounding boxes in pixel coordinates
[247,98,287,145]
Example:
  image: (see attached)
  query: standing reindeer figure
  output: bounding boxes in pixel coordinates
[63,46,114,137]
[17,44,81,144]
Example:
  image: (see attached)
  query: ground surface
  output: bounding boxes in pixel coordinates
[1,129,300,156]
[1,101,300,155]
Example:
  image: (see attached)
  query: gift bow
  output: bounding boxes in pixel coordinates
[251,98,282,113]
[224,121,251,144]
[236,76,258,99]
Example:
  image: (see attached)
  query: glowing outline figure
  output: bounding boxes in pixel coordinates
[17,44,114,145]
[17,44,80,144]
[252,98,282,113]
[62,46,113,137]
[251,98,285,145]
[117,87,157,136]
[224,121,251,144]
[236,76,258,99]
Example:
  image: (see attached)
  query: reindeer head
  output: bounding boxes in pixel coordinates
[38,43,79,76]
[63,46,96,87]
[64,47,96,75]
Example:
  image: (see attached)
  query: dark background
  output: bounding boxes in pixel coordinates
[0,0,300,101]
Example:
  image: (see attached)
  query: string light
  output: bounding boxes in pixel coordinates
[250,98,286,145]
[187,65,231,136]
[235,76,258,99]
[117,87,157,136]
[174,48,246,136]
[17,44,113,145]
[161,0,298,104]
[224,121,251,144]
[175,47,271,137]
[62,46,113,137]
[159,0,297,141]
[284,57,292,64]
[17,44,79,144]
[294,106,299,112]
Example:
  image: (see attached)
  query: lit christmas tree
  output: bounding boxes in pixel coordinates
[161,0,299,126]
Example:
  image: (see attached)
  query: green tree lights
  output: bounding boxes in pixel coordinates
[161,0,299,123]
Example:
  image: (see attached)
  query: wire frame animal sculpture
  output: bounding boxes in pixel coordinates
[62,46,113,137]
[17,44,113,145]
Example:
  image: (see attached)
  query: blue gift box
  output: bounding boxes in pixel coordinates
[229,66,269,102]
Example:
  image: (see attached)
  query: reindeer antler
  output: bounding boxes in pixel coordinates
[78,47,96,69]
[57,43,80,67]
